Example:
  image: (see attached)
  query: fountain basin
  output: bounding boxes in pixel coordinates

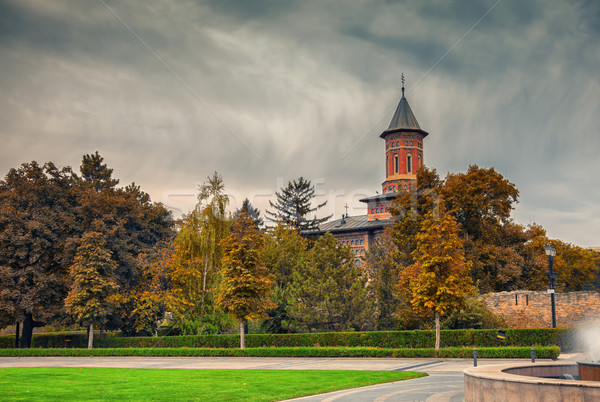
[578,361,600,382]
[464,362,600,401]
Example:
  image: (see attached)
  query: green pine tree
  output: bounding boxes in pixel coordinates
[287,233,374,332]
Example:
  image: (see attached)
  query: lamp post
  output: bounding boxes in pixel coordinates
[545,245,557,328]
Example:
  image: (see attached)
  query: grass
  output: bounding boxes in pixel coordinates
[0,367,426,401]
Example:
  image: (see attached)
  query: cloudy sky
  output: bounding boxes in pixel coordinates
[1,0,599,247]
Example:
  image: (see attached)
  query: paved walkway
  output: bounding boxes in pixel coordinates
[0,354,585,401]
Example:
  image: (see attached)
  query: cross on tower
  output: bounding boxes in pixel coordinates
[401,73,405,96]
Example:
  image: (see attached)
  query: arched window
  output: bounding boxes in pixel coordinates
[394,154,399,173]
[418,154,422,168]
[354,259,361,267]
[407,154,412,173]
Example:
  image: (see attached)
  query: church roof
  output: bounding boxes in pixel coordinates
[388,94,422,131]
[306,214,390,235]
[381,88,428,138]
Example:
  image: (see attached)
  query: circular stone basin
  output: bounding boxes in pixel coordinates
[578,361,600,382]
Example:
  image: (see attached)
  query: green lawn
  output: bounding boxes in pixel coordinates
[0,367,426,401]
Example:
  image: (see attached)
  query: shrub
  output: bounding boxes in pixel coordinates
[0,346,560,359]
[0,328,573,350]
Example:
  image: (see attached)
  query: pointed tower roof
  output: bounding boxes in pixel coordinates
[380,76,428,138]
[387,95,422,130]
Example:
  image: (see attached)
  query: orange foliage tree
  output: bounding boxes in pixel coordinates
[217,213,275,348]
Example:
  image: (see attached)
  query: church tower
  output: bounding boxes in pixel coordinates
[380,77,428,194]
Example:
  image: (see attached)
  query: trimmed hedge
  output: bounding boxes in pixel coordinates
[0,346,560,359]
[0,328,574,350]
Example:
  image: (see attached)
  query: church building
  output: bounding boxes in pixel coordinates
[311,81,429,266]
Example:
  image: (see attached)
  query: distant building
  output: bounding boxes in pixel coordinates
[309,82,428,266]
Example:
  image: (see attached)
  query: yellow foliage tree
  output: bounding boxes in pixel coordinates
[404,209,475,351]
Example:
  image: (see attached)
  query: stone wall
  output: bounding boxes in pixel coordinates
[481,290,600,328]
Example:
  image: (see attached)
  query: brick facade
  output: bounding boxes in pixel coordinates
[481,290,600,328]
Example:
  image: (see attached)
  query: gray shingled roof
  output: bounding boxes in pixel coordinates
[382,94,428,138]
[308,214,391,235]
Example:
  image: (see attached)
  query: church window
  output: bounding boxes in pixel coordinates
[354,259,361,267]
[404,140,408,146]
[394,155,399,173]
[407,154,412,173]
[410,141,414,146]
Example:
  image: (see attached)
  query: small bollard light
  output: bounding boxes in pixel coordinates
[473,348,478,367]
[531,348,536,363]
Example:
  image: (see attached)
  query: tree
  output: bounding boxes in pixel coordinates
[166,210,209,327]
[65,232,119,349]
[234,198,263,228]
[442,165,519,242]
[260,223,308,333]
[403,209,475,352]
[124,241,172,336]
[195,172,230,315]
[217,213,275,348]
[77,151,119,192]
[0,161,77,347]
[266,177,331,231]
[364,227,403,330]
[72,153,174,335]
[287,233,374,332]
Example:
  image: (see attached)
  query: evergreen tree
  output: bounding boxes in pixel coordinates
[266,177,331,231]
[259,223,308,333]
[77,151,119,192]
[364,227,402,330]
[233,198,263,228]
[287,233,374,332]
[217,213,275,349]
[65,232,119,349]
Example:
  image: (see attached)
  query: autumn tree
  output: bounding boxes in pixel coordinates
[260,223,308,333]
[195,172,230,315]
[287,233,374,332]
[65,232,119,348]
[124,241,173,336]
[403,209,475,351]
[391,167,443,268]
[0,161,77,347]
[266,177,331,231]
[72,153,174,334]
[217,213,275,348]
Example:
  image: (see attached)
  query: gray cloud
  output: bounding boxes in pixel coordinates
[0,0,598,246]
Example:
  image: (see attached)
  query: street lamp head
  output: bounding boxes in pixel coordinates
[545,245,556,258]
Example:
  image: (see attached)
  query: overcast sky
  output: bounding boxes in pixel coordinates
[1,0,599,247]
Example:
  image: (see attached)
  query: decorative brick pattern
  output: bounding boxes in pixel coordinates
[481,290,600,328]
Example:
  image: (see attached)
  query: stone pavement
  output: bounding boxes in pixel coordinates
[0,355,584,401]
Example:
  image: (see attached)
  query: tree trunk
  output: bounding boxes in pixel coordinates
[434,311,440,353]
[88,323,94,349]
[15,321,20,349]
[239,320,245,350]
[20,313,34,349]
[201,256,209,313]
